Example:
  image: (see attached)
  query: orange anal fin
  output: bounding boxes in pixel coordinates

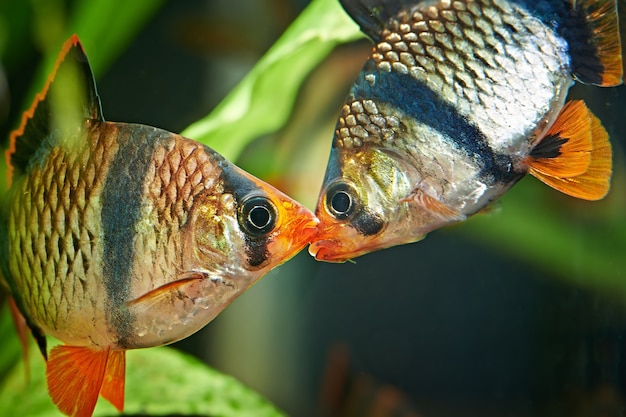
[528,103,612,200]
[400,189,465,221]
[99,350,126,412]
[525,100,593,178]
[572,0,623,86]
[47,345,109,417]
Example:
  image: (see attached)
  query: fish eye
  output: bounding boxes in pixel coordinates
[325,182,358,219]
[239,196,277,236]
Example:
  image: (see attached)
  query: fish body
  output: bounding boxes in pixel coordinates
[0,35,318,416]
[310,0,622,262]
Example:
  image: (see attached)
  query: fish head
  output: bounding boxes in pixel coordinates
[125,159,318,349]
[309,129,456,263]
[190,162,319,279]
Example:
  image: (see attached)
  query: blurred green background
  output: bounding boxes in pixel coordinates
[1,0,626,416]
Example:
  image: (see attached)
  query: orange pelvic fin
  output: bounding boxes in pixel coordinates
[46,345,121,417]
[99,350,126,412]
[526,100,612,200]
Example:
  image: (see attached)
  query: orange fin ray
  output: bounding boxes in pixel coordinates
[99,350,126,412]
[527,102,612,200]
[46,346,110,417]
[526,100,593,178]
[572,0,623,86]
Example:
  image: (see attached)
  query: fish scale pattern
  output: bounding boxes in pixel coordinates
[335,99,403,149]
[342,0,570,152]
[134,136,220,294]
[8,121,115,335]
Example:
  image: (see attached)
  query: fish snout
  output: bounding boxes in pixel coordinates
[296,214,320,245]
[272,203,319,255]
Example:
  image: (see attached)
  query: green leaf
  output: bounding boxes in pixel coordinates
[0,341,286,417]
[181,0,363,161]
[22,0,166,115]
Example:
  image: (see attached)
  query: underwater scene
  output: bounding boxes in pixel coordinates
[0,0,625,416]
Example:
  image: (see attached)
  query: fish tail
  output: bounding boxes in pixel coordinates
[47,346,125,417]
[6,34,103,187]
[568,0,623,86]
[525,100,612,200]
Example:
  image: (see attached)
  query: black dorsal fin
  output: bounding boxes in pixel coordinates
[340,0,412,41]
[568,0,623,86]
[6,35,103,185]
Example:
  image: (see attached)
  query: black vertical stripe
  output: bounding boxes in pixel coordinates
[218,158,270,268]
[100,122,168,347]
[351,60,519,183]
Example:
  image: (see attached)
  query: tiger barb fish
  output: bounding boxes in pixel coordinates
[310,0,622,262]
[0,35,318,417]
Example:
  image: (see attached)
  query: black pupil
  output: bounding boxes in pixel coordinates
[248,206,271,229]
[331,191,351,214]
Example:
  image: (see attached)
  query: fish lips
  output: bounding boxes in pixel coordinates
[267,208,319,265]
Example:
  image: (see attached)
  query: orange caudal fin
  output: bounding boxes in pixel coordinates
[99,350,126,412]
[526,101,612,201]
[46,346,115,417]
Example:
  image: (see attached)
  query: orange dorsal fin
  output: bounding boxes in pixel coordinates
[571,0,623,86]
[46,345,110,417]
[99,350,126,412]
[5,34,103,187]
[526,101,612,200]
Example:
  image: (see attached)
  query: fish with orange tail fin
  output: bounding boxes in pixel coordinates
[309,0,622,263]
[0,35,318,417]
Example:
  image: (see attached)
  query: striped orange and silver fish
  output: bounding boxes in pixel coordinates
[309,0,623,262]
[0,35,318,417]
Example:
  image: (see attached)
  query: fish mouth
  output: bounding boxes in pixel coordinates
[297,218,321,245]
[308,239,350,263]
[277,215,319,256]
